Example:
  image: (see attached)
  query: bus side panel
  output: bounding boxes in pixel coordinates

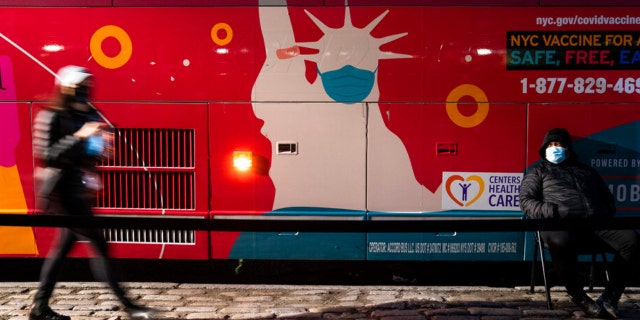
[210,102,367,260]
[208,103,274,214]
[367,103,527,261]
[30,102,211,260]
[0,100,39,256]
[208,101,278,259]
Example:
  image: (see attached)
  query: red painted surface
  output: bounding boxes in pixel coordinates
[1,3,639,259]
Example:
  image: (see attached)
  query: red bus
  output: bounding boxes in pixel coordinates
[1,0,640,261]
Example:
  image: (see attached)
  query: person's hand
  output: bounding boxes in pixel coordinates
[74,122,104,139]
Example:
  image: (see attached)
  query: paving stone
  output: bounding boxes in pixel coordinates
[219,305,262,313]
[0,304,22,311]
[422,307,469,317]
[2,294,33,301]
[339,295,359,302]
[71,304,117,311]
[229,312,275,319]
[322,312,367,319]
[235,295,274,302]
[337,302,366,308]
[309,306,357,313]
[150,300,187,308]
[401,293,443,301]
[266,306,309,317]
[280,295,323,301]
[185,312,226,319]
[125,289,164,295]
[520,308,570,317]
[140,294,182,301]
[57,299,98,305]
[174,306,219,312]
[466,307,521,316]
[165,288,207,295]
[367,301,406,309]
[429,316,479,320]
[370,309,421,317]
[0,283,638,319]
[379,316,425,320]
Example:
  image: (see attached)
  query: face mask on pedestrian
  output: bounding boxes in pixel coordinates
[545,146,567,164]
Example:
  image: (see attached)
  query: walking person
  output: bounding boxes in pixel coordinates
[520,128,639,319]
[30,65,156,320]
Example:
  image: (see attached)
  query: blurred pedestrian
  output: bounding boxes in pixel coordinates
[29,65,156,320]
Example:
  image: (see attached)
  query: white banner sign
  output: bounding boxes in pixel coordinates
[442,172,523,211]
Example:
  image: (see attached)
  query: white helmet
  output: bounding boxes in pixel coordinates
[55,65,92,88]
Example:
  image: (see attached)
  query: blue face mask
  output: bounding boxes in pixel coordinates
[545,146,567,164]
[86,135,104,156]
[317,65,376,104]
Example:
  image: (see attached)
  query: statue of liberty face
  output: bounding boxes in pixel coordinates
[293,7,408,103]
[253,6,428,211]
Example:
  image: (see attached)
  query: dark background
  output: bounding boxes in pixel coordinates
[0,259,618,288]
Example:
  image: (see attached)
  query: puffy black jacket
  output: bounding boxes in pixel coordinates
[520,160,615,220]
[33,107,102,194]
[519,129,615,220]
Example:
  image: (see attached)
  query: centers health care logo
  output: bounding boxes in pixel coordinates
[445,174,484,207]
[442,172,523,210]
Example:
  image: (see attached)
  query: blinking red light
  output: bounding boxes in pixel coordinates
[233,151,253,172]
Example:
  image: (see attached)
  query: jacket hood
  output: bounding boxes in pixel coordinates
[538,128,573,158]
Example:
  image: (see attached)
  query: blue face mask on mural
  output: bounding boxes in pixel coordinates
[545,146,567,164]
[317,65,376,104]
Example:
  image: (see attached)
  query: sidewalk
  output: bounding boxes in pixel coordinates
[1,282,639,319]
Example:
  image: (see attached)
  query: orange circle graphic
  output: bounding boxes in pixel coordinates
[90,25,132,69]
[445,84,489,128]
[211,23,233,46]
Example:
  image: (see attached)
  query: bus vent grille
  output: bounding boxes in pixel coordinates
[103,228,195,244]
[103,128,195,167]
[95,171,195,209]
[94,128,195,210]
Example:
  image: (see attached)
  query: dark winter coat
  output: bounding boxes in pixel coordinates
[519,129,616,220]
[33,106,102,195]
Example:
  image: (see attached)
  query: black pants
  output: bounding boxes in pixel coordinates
[33,192,134,309]
[541,228,639,298]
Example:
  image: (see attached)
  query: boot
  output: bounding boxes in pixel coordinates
[597,290,622,319]
[571,292,605,318]
[28,304,70,320]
